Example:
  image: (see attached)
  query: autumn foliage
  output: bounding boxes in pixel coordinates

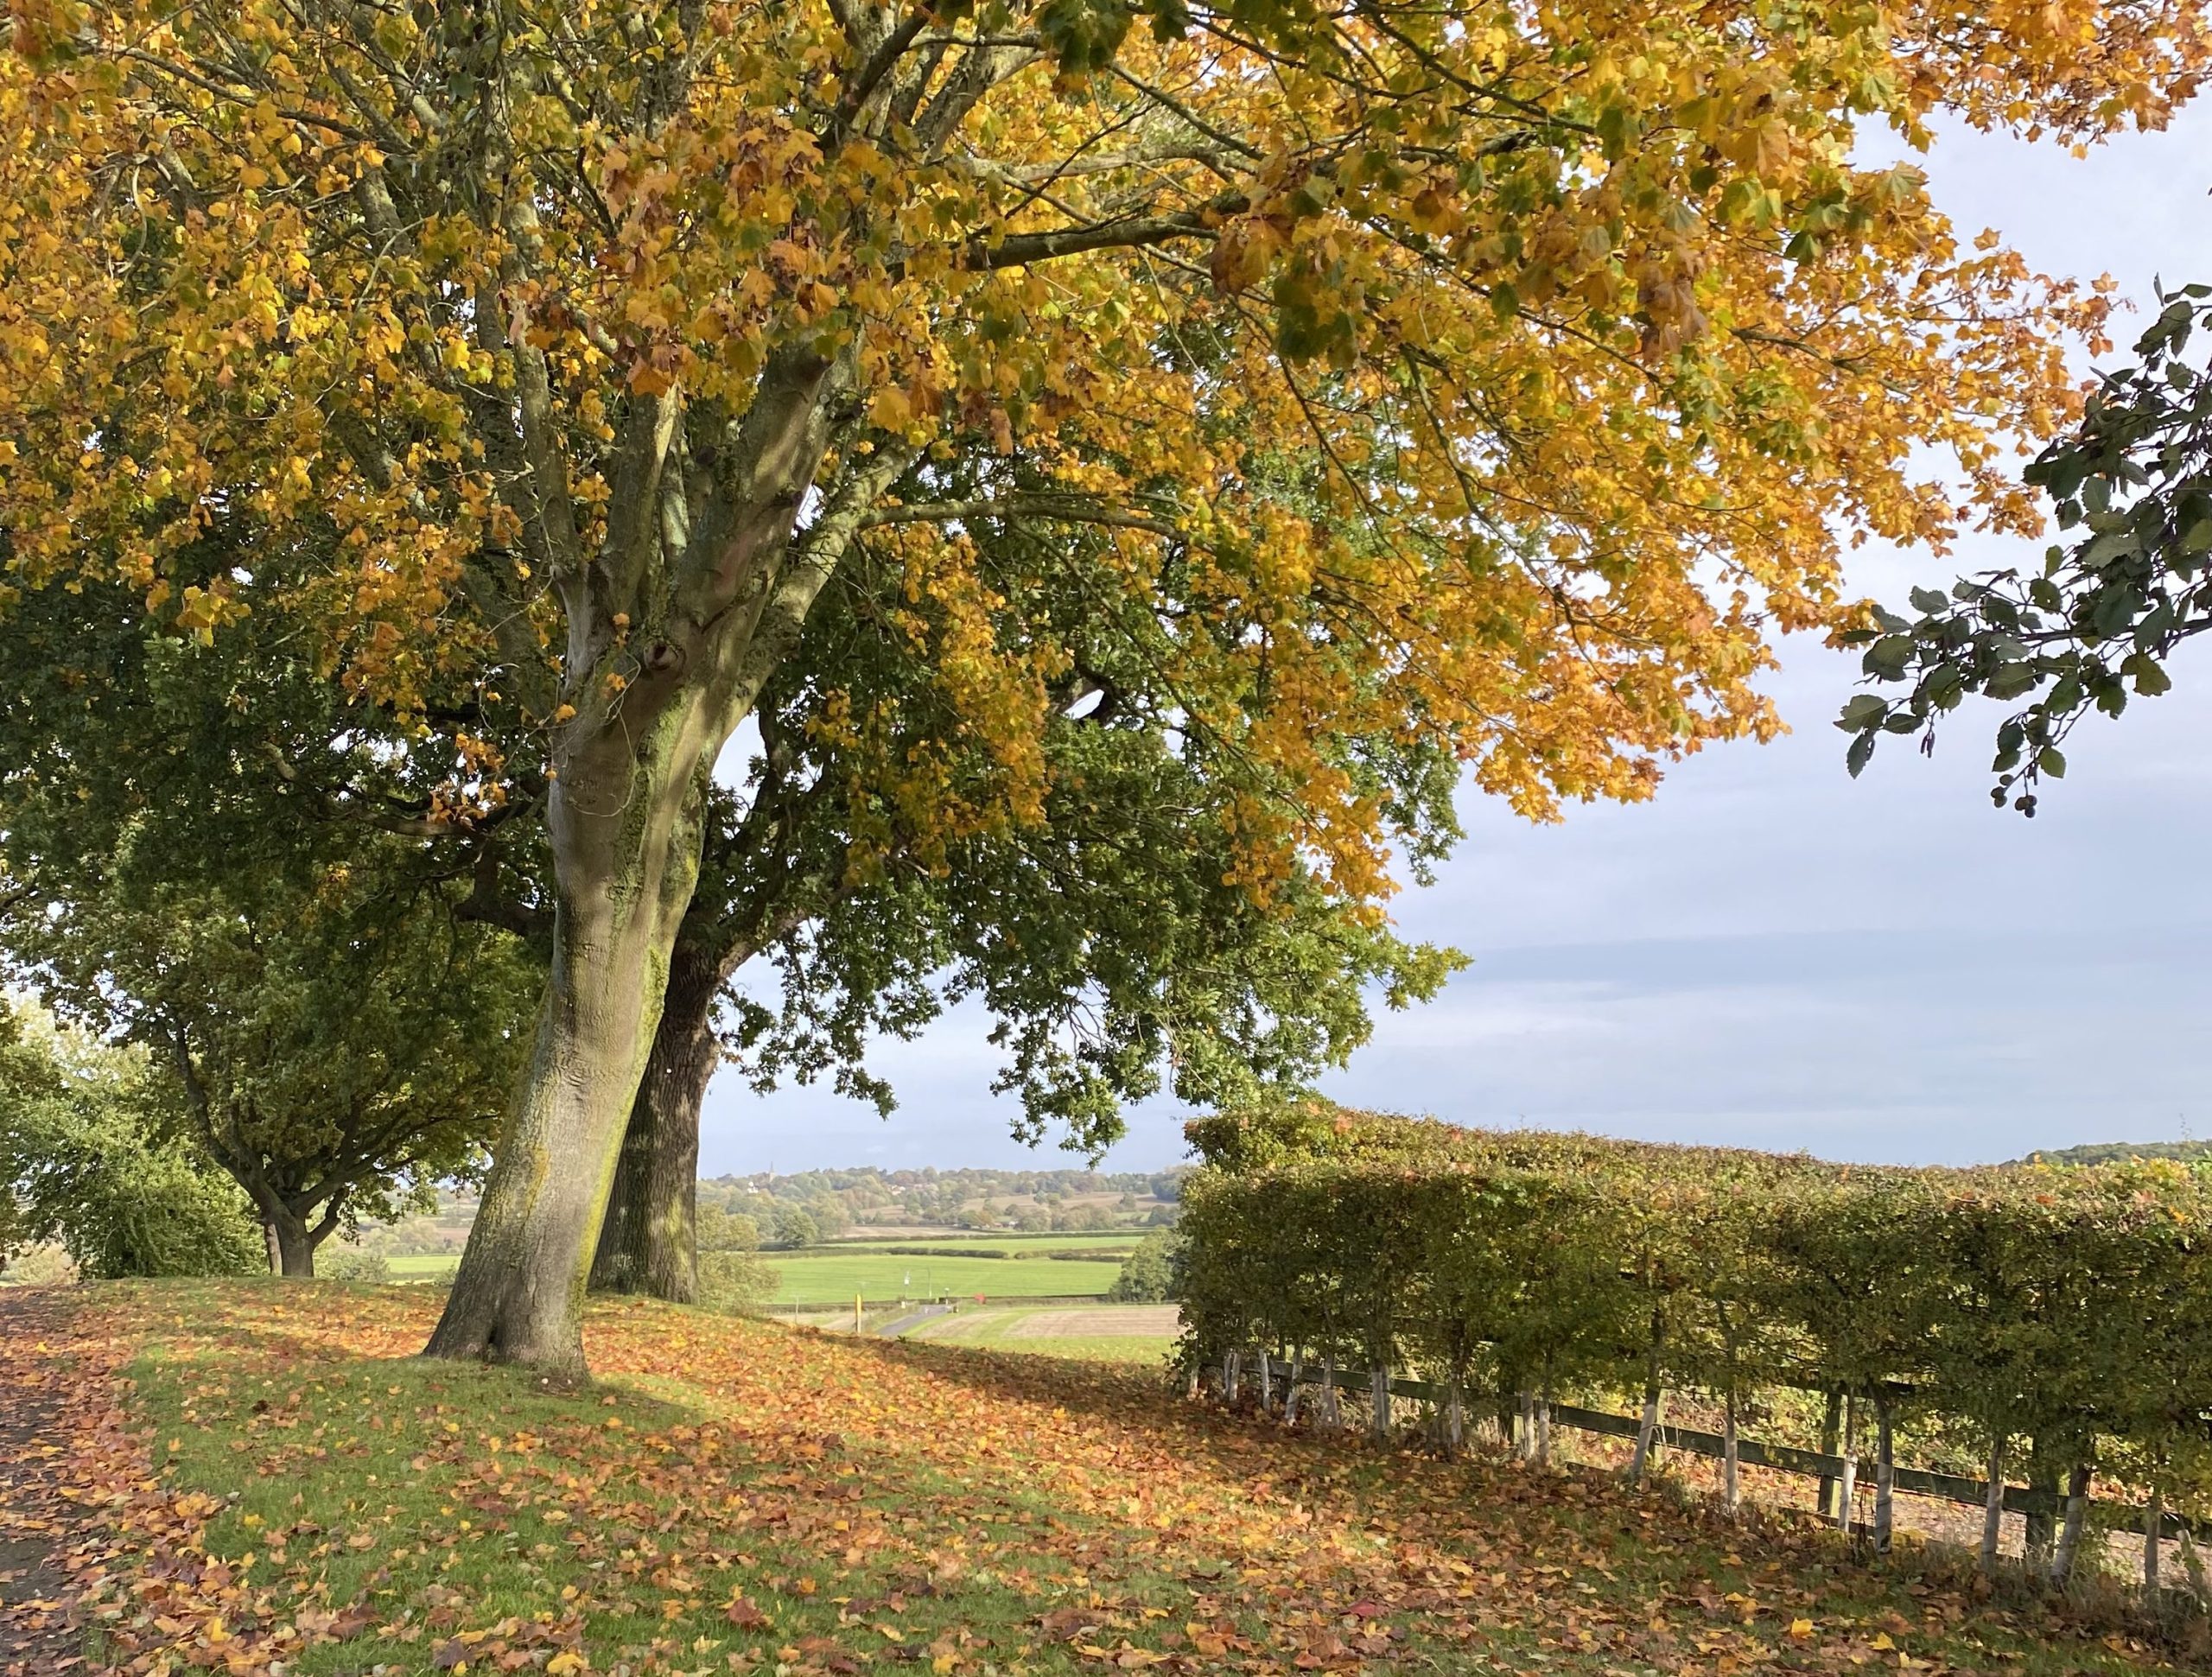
[3,0,2208,1368]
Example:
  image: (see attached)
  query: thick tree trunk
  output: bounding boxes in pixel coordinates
[270,1210,318,1278]
[425,753,711,1375]
[589,941,721,1302]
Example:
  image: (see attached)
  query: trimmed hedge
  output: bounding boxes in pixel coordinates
[1179,1103,2212,1522]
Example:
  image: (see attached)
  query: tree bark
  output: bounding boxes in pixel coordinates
[1836,1393,1859,1533]
[424,754,713,1375]
[1980,1432,2006,1573]
[1722,1392,1741,1515]
[1816,1389,1844,1521]
[588,939,721,1302]
[1872,1397,1895,1555]
[1630,1383,1666,1486]
[2050,1462,2092,1585]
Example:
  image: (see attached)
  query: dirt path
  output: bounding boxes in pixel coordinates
[0,1290,86,1676]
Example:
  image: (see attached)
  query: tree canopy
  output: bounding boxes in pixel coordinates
[3,0,2200,1369]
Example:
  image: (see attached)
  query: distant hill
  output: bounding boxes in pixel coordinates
[2012,1140,2212,1168]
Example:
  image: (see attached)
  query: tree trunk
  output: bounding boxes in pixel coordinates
[257,1200,319,1278]
[1816,1389,1844,1521]
[2145,1490,2164,1595]
[1722,1392,1740,1515]
[1370,1365,1391,1439]
[2051,1463,2092,1585]
[425,753,712,1375]
[1872,1397,1895,1555]
[1630,1383,1666,1486]
[1836,1393,1859,1533]
[589,940,721,1302]
[1980,1432,2006,1573]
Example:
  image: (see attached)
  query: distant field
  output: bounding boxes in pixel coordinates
[824,1232,1145,1255]
[905,1302,1178,1363]
[383,1253,460,1279]
[769,1249,1124,1305]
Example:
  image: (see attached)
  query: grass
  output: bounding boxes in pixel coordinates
[766,1250,1124,1305]
[384,1252,462,1278]
[20,1280,2196,1677]
[904,1304,1176,1364]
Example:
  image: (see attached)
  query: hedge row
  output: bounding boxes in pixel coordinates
[1178,1104,2212,1523]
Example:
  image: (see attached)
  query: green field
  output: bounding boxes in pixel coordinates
[769,1248,1125,1305]
[826,1232,1144,1255]
[904,1302,1178,1363]
[383,1253,461,1279]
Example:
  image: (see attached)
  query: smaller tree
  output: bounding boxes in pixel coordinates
[1108,1229,1184,1305]
[1,996,262,1279]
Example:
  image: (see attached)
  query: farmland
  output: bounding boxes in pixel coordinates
[766,1248,1126,1305]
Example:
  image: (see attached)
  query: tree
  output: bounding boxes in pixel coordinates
[1,995,264,1279]
[1839,287,2212,805]
[0,582,539,1277]
[1108,1227,1183,1303]
[3,0,2190,1371]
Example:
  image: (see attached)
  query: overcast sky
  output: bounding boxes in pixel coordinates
[702,104,2212,1178]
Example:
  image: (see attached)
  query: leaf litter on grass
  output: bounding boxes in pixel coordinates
[2,1279,2188,1677]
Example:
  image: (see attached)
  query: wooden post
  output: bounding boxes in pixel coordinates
[1224,1348,1240,1405]
[1185,1365,1200,1401]
[1815,1390,1844,1521]
[2177,1524,2209,1601]
[1722,1392,1741,1515]
[2050,1463,2092,1585]
[1872,1397,1895,1556]
[1515,1390,1535,1461]
[1630,1385,1666,1487]
[1321,1354,1341,1428]
[1836,1393,1858,1533]
[1535,1391,1552,1467]
[2145,1490,2164,1596]
[1979,1433,2006,1574]
[1445,1378,1465,1456]
[1284,1353,1305,1426]
[1257,1349,1274,1413]
[1370,1366,1391,1440]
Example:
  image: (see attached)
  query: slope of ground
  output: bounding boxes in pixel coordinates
[0,1280,2187,1677]
[901,1304,1178,1363]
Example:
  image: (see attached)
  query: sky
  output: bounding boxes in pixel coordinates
[702,102,2212,1178]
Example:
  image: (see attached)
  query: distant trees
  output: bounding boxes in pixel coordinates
[1109,1230,1184,1305]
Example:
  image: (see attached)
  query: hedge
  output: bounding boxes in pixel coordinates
[1179,1103,2212,1562]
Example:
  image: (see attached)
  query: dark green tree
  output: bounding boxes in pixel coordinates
[1840,287,2212,805]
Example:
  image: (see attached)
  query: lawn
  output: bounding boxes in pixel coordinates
[5,1280,2193,1677]
[767,1250,1125,1305]
[385,1252,462,1279]
[904,1303,1179,1364]
[826,1234,1145,1255]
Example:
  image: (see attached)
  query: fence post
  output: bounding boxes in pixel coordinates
[1370,1366,1392,1440]
[1630,1386,1666,1486]
[1445,1378,1465,1456]
[1321,1354,1341,1429]
[1258,1349,1274,1413]
[1535,1390,1552,1466]
[1224,1348,1241,1405]
[1872,1396,1895,1556]
[1516,1390,1535,1461]
[1979,1433,2006,1574]
[1284,1353,1304,1426]
[2051,1463,2092,1585]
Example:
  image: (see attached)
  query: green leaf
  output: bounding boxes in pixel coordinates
[1038,0,1134,73]
[2037,746,2067,778]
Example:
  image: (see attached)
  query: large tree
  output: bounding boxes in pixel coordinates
[3,0,2196,1371]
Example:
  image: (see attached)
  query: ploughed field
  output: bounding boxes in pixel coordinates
[0,1281,2188,1677]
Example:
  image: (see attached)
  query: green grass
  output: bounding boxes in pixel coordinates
[73,1283,2193,1677]
[905,1305,1176,1364]
[766,1249,1125,1305]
